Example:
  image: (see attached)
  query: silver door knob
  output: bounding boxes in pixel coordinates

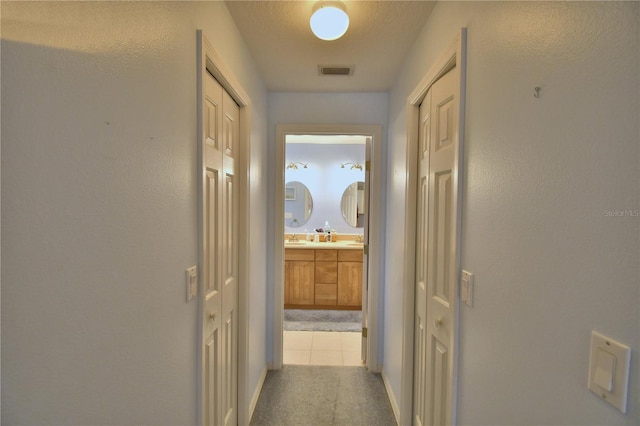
[434,318,443,328]
[209,313,217,321]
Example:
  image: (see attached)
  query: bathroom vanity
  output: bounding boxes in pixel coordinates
[284,242,363,310]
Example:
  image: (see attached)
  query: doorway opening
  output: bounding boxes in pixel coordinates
[283,134,367,367]
[273,124,382,372]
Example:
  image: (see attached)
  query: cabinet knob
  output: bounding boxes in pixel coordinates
[209,312,217,321]
[434,318,443,328]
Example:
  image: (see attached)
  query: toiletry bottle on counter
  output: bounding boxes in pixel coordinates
[324,221,331,242]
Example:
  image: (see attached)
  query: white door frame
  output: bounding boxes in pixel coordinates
[399,29,467,425]
[273,124,383,372]
[196,30,252,426]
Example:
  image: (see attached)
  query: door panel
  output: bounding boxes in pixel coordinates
[202,72,223,426]
[201,72,239,426]
[414,88,431,426]
[429,337,449,426]
[204,333,218,426]
[433,171,452,304]
[414,65,459,426]
[221,89,239,426]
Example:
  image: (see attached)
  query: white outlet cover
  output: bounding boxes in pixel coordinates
[588,331,631,413]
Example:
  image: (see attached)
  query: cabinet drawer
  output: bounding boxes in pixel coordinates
[315,250,337,261]
[315,261,338,283]
[315,284,337,305]
[338,249,363,262]
[285,249,315,261]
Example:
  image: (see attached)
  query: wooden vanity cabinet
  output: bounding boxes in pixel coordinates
[284,247,362,309]
[284,249,315,306]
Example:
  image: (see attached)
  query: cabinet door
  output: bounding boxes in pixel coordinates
[338,261,363,307]
[288,260,315,305]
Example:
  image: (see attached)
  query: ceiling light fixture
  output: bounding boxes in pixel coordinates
[286,161,308,170]
[341,162,363,171]
[310,1,349,41]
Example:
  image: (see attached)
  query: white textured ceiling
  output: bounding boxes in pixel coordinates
[225,1,436,92]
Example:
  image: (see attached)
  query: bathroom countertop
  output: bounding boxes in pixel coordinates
[284,240,364,250]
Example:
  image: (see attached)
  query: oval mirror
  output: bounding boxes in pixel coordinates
[284,181,313,228]
[341,181,365,228]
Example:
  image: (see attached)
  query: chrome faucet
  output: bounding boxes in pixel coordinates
[288,233,299,242]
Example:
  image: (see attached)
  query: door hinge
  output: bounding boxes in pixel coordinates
[362,327,368,338]
[365,161,371,171]
[364,245,369,255]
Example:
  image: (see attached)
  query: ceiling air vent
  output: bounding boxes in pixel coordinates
[318,65,353,76]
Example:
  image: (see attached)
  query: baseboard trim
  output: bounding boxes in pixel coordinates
[381,369,400,424]
[248,366,268,422]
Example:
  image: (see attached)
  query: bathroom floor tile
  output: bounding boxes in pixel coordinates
[284,331,313,350]
[311,331,342,351]
[283,349,311,365]
[340,332,361,351]
[343,350,364,366]
[284,330,365,366]
[310,350,343,366]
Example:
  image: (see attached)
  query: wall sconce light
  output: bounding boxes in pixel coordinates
[341,162,363,171]
[286,161,308,170]
[310,1,349,41]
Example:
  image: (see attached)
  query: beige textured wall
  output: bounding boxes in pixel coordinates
[1,2,268,424]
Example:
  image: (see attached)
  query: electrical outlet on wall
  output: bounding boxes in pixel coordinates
[186,266,198,302]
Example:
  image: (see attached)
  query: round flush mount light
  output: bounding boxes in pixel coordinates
[310,1,349,41]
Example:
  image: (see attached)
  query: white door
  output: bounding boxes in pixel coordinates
[201,71,239,426]
[414,66,460,426]
[361,137,372,361]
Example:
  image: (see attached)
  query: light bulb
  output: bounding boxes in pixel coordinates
[310,2,349,41]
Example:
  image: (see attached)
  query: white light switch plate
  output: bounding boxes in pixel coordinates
[461,270,474,307]
[588,331,630,413]
[186,266,198,302]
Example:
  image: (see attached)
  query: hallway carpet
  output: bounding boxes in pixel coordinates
[250,365,397,426]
